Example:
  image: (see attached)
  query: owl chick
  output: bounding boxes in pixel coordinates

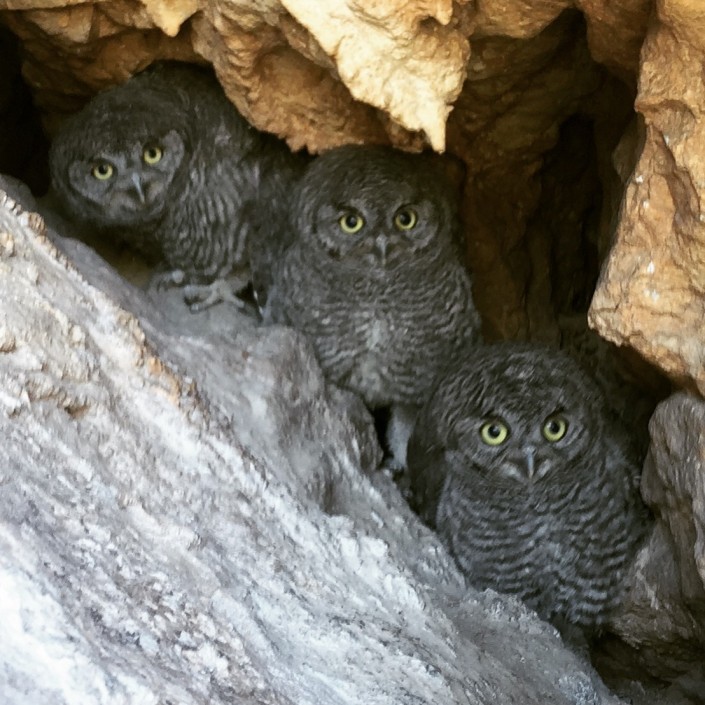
[49,61,306,310]
[407,343,648,631]
[257,145,481,464]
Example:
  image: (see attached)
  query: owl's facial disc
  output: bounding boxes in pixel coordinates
[476,412,569,484]
[67,129,185,227]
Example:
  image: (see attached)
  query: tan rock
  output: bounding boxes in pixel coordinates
[140,0,197,36]
[575,0,650,78]
[279,0,471,150]
[472,0,571,38]
[589,16,705,395]
[0,0,472,150]
[660,0,705,52]
[191,4,390,152]
[449,11,619,340]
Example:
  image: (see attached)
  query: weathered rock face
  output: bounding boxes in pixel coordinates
[0,187,626,705]
[594,393,705,701]
[629,393,705,671]
[589,1,705,396]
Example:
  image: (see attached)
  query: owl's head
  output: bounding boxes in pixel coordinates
[49,87,188,228]
[293,145,458,271]
[436,343,606,487]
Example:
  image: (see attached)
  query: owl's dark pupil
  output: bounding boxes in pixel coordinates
[548,421,560,433]
[97,164,109,175]
[345,215,359,228]
[488,424,502,438]
[398,212,411,225]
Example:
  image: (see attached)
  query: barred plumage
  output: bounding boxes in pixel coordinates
[49,61,306,309]
[408,343,649,631]
[258,145,481,409]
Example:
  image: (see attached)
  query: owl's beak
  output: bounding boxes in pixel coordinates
[374,235,388,265]
[131,173,146,204]
[523,447,537,480]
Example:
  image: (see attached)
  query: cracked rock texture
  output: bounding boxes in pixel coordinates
[0,187,625,704]
[589,1,705,395]
[595,393,705,703]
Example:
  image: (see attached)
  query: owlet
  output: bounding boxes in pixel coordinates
[408,342,649,631]
[49,61,306,309]
[256,144,481,464]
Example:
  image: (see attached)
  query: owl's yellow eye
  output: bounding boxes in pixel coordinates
[143,145,163,164]
[393,207,418,231]
[91,163,113,180]
[480,420,509,446]
[542,415,568,442]
[339,212,365,234]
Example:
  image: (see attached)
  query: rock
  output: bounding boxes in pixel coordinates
[575,0,650,79]
[449,10,633,340]
[471,0,570,38]
[589,6,705,395]
[594,393,705,693]
[0,0,466,151]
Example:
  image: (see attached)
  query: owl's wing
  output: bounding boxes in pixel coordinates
[248,146,311,317]
[605,427,652,534]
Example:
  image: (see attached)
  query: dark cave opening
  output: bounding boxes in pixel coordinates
[0,25,49,195]
[449,10,639,346]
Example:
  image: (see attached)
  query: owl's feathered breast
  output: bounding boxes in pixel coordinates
[436,432,644,626]
[274,246,477,407]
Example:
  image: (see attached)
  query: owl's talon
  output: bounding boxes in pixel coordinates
[183,277,249,313]
[152,269,186,291]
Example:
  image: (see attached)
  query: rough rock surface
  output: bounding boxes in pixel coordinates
[589,2,705,395]
[0,0,469,151]
[595,393,705,702]
[0,188,626,703]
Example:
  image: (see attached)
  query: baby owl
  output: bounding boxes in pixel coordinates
[407,343,648,631]
[49,61,305,309]
[256,145,481,463]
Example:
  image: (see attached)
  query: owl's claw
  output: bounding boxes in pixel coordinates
[151,269,186,291]
[183,274,251,313]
